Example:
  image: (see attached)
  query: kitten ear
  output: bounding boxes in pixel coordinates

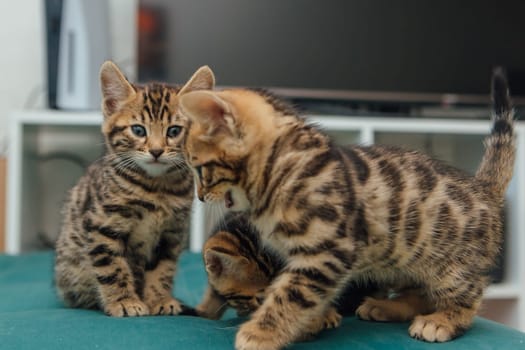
[179,65,215,95]
[99,61,136,116]
[179,90,233,136]
[204,248,248,278]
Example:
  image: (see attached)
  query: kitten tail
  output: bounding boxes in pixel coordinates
[475,67,516,199]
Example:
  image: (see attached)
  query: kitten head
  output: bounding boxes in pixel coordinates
[99,61,215,177]
[179,89,289,210]
[203,231,271,316]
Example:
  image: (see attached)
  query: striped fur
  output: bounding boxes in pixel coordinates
[196,212,378,339]
[54,62,214,317]
[179,69,515,349]
[197,212,278,319]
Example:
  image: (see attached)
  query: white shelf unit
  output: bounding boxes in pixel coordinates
[5,110,525,331]
[6,110,207,255]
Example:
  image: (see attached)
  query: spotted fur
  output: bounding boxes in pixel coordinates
[179,68,515,348]
[54,61,215,317]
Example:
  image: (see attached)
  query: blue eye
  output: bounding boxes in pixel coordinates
[131,125,146,137]
[167,126,182,138]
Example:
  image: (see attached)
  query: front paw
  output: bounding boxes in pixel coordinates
[323,307,342,329]
[105,298,149,317]
[297,307,342,342]
[235,319,284,350]
[148,297,183,316]
[409,314,456,342]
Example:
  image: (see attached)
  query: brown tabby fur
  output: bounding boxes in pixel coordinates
[196,212,343,339]
[179,69,515,349]
[54,62,214,316]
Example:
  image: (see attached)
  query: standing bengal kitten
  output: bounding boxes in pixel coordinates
[178,69,515,349]
[54,62,215,316]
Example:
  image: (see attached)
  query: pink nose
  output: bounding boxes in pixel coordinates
[149,149,164,159]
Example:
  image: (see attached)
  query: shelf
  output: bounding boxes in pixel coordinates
[12,109,102,125]
[485,284,522,300]
[309,115,494,134]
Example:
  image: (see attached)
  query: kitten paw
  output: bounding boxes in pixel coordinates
[235,319,283,350]
[149,297,183,316]
[297,306,342,341]
[295,307,343,342]
[409,314,455,342]
[105,298,149,317]
[323,307,342,329]
[356,297,391,321]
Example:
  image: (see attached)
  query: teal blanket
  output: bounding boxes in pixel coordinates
[0,251,523,349]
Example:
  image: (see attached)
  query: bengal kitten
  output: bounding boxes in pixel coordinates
[54,61,215,317]
[178,69,515,349]
[196,212,346,338]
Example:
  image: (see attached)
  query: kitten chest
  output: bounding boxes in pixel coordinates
[127,199,180,262]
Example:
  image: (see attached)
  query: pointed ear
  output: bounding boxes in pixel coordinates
[179,65,215,95]
[99,61,136,115]
[179,90,232,136]
[204,248,248,278]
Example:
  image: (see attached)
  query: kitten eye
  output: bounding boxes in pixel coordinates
[131,124,147,137]
[167,126,182,138]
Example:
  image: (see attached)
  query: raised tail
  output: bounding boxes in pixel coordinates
[475,67,516,198]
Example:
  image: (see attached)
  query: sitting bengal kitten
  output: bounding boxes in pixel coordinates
[178,69,515,349]
[54,61,215,317]
[196,212,366,339]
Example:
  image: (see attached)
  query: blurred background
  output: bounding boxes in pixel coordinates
[0,0,524,330]
[137,0,525,114]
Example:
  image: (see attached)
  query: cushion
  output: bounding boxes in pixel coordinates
[0,251,523,349]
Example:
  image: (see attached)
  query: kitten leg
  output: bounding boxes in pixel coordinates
[296,306,343,342]
[305,305,343,333]
[357,289,433,322]
[409,306,478,342]
[235,267,345,350]
[143,230,185,315]
[143,260,182,315]
[196,285,228,320]
[408,281,483,342]
[88,233,149,317]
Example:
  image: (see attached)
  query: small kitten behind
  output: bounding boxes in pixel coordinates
[54,62,214,316]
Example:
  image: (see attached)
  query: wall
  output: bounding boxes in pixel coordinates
[0,1,46,155]
[0,0,137,250]
[0,0,138,156]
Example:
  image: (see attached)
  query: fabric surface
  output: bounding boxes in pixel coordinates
[0,251,523,350]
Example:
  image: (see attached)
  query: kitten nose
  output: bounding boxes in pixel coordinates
[149,149,164,159]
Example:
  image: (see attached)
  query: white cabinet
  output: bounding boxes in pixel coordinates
[6,110,525,331]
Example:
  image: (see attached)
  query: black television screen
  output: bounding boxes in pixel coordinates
[138,0,525,107]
